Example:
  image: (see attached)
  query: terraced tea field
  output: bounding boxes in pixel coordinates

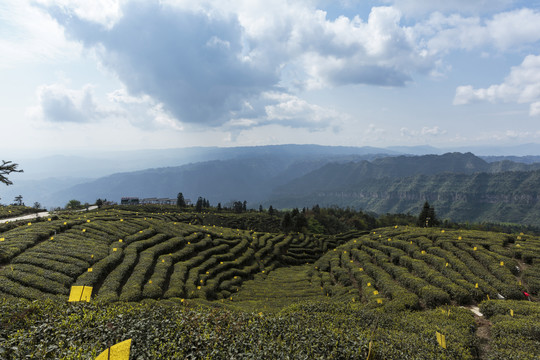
[0,207,539,359]
[313,226,540,309]
[0,209,352,303]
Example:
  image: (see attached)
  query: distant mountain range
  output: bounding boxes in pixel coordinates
[268,153,540,224]
[5,144,540,226]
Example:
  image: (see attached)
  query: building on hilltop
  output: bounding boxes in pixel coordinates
[121,197,191,206]
[121,197,140,205]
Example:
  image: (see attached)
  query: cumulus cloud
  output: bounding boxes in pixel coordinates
[383,0,515,17]
[417,8,540,54]
[454,54,540,116]
[223,91,345,131]
[108,87,183,130]
[38,0,540,131]
[44,1,278,127]
[30,83,110,123]
[39,1,437,128]
[262,92,343,129]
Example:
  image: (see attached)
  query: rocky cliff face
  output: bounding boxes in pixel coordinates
[270,165,540,226]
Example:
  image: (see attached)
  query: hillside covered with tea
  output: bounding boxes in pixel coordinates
[0,206,539,359]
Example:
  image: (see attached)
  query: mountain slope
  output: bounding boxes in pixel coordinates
[43,153,386,207]
[270,168,540,225]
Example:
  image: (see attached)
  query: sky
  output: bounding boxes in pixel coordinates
[2,0,540,156]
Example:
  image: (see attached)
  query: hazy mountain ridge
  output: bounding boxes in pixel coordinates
[41,153,389,207]
[269,161,540,225]
[271,152,540,198]
[5,145,540,227]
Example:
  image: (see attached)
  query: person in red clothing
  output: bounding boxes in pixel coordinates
[523,291,531,301]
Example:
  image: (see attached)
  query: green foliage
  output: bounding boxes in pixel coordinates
[479,300,540,359]
[1,207,540,359]
[0,297,480,359]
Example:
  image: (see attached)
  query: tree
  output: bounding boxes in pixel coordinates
[176,193,186,207]
[232,201,243,214]
[96,198,104,208]
[195,197,203,212]
[281,212,293,232]
[293,213,308,232]
[259,204,263,212]
[66,199,82,210]
[268,205,275,216]
[14,195,23,206]
[242,201,247,212]
[417,201,439,227]
[33,202,41,210]
[217,202,222,211]
[1,160,23,186]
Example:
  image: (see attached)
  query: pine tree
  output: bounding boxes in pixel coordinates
[1,160,23,186]
[417,201,439,227]
[195,197,203,212]
[176,193,186,207]
[281,212,293,232]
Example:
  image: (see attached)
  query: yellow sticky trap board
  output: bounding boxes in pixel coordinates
[68,286,93,302]
[373,290,379,295]
[95,339,132,360]
[376,298,383,304]
[475,283,479,288]
[500,261,504,266]
[510,309,514,317]
[436,331,446,349]
[473,247,477,251]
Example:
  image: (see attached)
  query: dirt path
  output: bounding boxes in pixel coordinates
[475,315,492,359]
[464,305,492,359]
[0,206,98,224]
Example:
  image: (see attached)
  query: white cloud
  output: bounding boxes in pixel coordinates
[400,126,447,137]
[0,0,80,68]
[29,83,109,123]
[263,92,343,129]
[108,88,184,130]
[383,0,515,17]
[454,54,540,115]
[39,1,439,129]
[417,8,540,55]
[34,0,123,28]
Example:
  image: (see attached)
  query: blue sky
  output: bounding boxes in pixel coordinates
[2,0,540,156]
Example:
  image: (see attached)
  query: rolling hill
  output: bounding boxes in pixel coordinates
[0,207,538,358]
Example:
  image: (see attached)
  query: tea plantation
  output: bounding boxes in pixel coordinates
[0,207,539,359]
